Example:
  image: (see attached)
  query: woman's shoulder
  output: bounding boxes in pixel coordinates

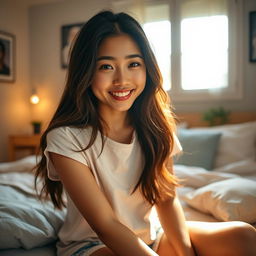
[47,126,93,143]
[48,125,92,135]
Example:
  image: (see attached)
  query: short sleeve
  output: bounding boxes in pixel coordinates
[44,127,89,181]
[170,133,182,157]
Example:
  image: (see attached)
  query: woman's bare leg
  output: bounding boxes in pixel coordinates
[90,247,115,256]
[188,221,256,256]
[157,233,178,256]
[157,221,256,256]
[91,221,256,256]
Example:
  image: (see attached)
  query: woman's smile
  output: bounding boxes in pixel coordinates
[109,89,134,101]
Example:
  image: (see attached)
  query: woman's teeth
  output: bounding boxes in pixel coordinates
[111,91,131,97]
[109,90,133,101]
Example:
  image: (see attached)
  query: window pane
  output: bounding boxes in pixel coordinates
[181,15,228,90]
[143,21,171,91]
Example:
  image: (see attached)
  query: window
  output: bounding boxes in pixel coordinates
[143,3,171,91]
[142,0,243,101]
[181,15,228,90]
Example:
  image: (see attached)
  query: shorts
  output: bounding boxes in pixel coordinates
[71,229,163,256]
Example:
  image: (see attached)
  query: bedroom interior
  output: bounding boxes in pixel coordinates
[0,0,256,255]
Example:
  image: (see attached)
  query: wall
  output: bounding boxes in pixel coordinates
[0,0,31,161]
[243,0,256,109]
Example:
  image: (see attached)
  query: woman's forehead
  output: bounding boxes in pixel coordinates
[97,34,142,59]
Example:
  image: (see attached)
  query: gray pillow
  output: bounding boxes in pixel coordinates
[0,185,66,249]
[174,129,221,170]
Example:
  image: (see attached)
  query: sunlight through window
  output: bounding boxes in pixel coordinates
[181,15,228,90]
[143,21,171,91]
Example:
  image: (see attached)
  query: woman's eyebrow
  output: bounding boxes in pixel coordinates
[97,54,143,61]
[125,54,143,59]
[97,56,114,61]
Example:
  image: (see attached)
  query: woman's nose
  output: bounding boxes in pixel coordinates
[112,67,129,86]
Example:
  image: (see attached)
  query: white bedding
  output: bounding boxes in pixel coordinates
[0,244,56,256]
[0,148,256,254]
[175,161,256,224]
[0,156,66,255]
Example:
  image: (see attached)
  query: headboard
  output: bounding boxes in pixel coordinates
[175,111,256,128]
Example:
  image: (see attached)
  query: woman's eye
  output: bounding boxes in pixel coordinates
[129,62,141,68]
[99,64,113,70]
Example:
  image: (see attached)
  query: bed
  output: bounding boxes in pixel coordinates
[174,116,256,225]
[0,156,65,256]
[1,114,256,255]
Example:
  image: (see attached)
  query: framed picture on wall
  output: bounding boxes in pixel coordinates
[0,31,15,83]
[249,11,256,62]
[61,23,84,68]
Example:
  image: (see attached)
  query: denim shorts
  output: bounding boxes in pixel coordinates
[71,240,105,256]
[71,229,163,256]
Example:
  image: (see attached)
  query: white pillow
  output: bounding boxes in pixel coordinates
[174,165,238,188]
[213,159,256,176]
[182,178,256,223]
[192,121,256,168]
[0,155,39,173]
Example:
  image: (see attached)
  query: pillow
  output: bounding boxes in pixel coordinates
[213,159,256,175]
[174,165,238,188]
[177,122,188,129]
[0,185,66,249]
[182,178,256,223]
[0,155,39,173]
[191,121,256,168]
[174,129,221,170]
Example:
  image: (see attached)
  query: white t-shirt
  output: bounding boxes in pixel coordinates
[45,126,181,256]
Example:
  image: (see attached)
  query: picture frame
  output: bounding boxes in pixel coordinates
[61,23,84,68]
[0,31,15,83]
[249,11,256,62]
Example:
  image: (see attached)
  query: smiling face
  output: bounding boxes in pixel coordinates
[91,34,146,116]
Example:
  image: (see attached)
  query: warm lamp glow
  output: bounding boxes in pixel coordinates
[30,94,40,104]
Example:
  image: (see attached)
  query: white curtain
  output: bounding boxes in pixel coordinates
[111,0,228,22]
[181,0,228,19]
[110,0,169,23]
[111,0,146,23]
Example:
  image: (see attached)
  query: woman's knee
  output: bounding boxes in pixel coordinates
[229,221,256,256]
[189,221,256,256]
[231,221,255,241]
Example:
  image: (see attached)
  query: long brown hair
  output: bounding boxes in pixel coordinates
[35,10,178,209]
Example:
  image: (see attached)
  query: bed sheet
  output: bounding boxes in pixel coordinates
[0,156,255,255]
[0,243,56,256]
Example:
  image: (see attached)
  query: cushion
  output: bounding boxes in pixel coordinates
[191,121,256,168]
[0,155,39,173]
[182,178,256,223]
[0,182,66,249]
[174,164,238,188]
[174,129,221,170]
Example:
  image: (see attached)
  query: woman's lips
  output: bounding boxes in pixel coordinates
[109,89,134,101]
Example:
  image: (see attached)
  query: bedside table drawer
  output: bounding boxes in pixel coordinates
[8,135,41,161]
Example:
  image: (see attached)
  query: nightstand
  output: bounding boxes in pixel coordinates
[8,134,41,161]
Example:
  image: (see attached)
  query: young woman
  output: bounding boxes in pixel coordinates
[35,11,256,256]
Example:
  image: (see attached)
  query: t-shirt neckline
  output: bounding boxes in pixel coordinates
[101,130,136,148]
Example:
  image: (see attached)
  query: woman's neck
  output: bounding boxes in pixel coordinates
[99,109,134,144]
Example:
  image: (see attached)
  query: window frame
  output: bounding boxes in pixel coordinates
[145,0,244,102]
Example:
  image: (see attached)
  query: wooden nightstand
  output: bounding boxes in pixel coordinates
[8,134,41,161]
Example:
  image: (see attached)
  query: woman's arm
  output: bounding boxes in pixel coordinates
[50,152,158,256]
[155,159,196,256]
